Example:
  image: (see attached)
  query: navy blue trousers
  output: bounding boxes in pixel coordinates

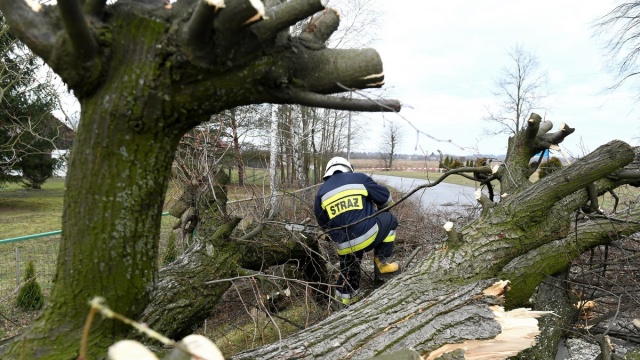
[337,212,398,294]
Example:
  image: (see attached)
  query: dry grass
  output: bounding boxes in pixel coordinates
[197,186,459,357]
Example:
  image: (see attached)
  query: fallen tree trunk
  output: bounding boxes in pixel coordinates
[232,138,640,359]
[140,217,327,339]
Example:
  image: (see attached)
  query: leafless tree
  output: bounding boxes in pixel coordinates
[596,2,640,91]
[485,44,548,135]
[379,120,405,170]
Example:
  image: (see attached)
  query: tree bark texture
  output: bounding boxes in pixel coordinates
[234,142,640,359]
[141,217,326,340]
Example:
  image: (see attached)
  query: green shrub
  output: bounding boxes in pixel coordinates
[450,159,464,168]
[16,261,45,311]
[163,232,179,265]
[539,157,563,179]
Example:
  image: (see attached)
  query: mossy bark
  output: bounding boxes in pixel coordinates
[141,216,325,340]
[3,14,184,359]
[234,142,638,359]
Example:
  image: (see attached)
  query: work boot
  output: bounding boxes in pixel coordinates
[332,289,359,311]
[374,257,399,285]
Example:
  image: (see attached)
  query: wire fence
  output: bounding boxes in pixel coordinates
[0,232,59,338]
[0,213,175,339]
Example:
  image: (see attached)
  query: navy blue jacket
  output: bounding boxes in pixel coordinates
[314,172,392,255]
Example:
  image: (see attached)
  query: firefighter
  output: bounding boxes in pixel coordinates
[314,156,399,306]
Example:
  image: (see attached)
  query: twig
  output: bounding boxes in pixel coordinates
[336,82,469,152]
[83,297,204,359]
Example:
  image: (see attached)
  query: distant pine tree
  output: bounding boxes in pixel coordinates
[16,261,45,311]
[0,15,60,188]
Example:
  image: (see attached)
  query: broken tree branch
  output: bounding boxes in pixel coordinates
[58,0,98,62]
[0,0,57,60]
[181,0,220,53]
[272,89,400,112]
[83,0,107,18]
[215,0,264,31]
[298,7,340,46]
[251,0,324,42]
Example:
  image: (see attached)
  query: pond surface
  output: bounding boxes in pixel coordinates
[371,174,482,209]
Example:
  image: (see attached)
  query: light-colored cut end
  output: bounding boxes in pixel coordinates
[483,280,510,297]
[26,0,42,11]
[491,164,500,174]
[204,0,226,8]
[443,221,454,232]
[244,0,267,24]
[549,144,561,151]
[501,193,509,198]
[108,340,158,360]
[362,72,384,80]
[427,303,553,360]
[181,335,225,360]
[474,188,482,200]
[366,81,385,87]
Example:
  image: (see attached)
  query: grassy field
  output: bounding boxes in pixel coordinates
[0,178,66,239]
[352,159,483,187]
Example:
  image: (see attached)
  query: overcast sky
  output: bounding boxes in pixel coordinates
[354,0,640,157]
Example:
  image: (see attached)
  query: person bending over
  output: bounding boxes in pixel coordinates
[314,157,399,306]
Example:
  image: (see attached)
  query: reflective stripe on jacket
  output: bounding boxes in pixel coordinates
[314,172,392,255]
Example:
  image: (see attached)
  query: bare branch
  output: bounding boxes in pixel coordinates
[83,0,107,17]
[475,188,494,213]
[509,141,635,211]
[540,122,576,146]
[298,7,340,46]
[444,221,463,247]
[58,0,98,62]
[251,0,324,42]
[535,120,553,137]
[0,0,57,60]
[525,113,542,141]
[271,88,400,112]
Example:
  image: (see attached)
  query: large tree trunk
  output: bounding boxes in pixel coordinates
[8,19,183,356]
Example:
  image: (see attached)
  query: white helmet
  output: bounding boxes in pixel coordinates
[323,156,354,180]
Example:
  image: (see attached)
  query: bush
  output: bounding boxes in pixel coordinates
[16,261,45,311]
[539,157,563,179]
[163,232,179,265]
[450,159,464,168]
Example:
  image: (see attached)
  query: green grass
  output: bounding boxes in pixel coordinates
[0,178,66,239]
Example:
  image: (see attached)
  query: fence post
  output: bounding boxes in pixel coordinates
[15,247,21,288]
